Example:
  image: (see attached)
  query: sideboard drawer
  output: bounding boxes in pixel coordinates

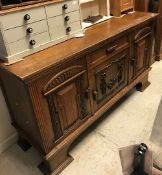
[45,0,79,18]
[87,36,129,67]
[8,32,50,55]
[106,37,129,54]
[4,20,49,44]
[0,6,46,30]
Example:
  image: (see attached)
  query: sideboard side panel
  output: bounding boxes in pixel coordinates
[0,68,43,152]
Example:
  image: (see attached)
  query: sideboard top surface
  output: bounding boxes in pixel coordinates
[0,12,158,81]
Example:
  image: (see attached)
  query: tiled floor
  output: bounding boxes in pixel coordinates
[0,60,162,175]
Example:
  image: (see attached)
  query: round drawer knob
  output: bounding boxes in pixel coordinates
[65,16,70,21]
[29,40,36,46]
[24,14,31,21]
[66,27,71,32]
[27,27,33,34]
[62,4,68,10]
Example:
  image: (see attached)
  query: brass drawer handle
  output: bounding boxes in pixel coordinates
[85,88,91,99]
[93,90,98,101]
[106,44,118,54]
[131,58,135,65]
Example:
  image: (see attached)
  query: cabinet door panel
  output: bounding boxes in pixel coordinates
[43,66,91,143]
[136,40,146,71]
[130,27,152,80]
[55,83,79,130]
[90,50,128,112]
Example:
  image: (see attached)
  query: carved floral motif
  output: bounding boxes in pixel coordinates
[95,56,125,103]
[47,94,63,141]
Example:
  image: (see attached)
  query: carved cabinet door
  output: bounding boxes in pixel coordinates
[43,66,91,143]
[89,50,128,112]
[130,27,152,81]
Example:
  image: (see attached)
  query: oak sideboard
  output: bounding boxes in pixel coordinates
[0,12,157,175]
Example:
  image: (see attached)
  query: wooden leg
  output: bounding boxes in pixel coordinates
[38,143,74,175]
[155,55,162,61]
[136,74,151,92]
[17,135,32,152]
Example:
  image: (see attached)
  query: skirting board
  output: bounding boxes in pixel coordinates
[0,132,18,154]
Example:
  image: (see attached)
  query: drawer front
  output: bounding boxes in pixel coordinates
[8,32,50,55]
[0,7,46,30]
[45,0,79,18]
[48,10,80,27]
[121,0,134,11]
[63,10,81,24]
[4,20,49,44]
[49,16,81,40]
[87,36,129,68]
[67,21,82,34]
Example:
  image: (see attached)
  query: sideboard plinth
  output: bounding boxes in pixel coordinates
[17,135,32,152]
[136,74,151,92]
[39,147,74,175]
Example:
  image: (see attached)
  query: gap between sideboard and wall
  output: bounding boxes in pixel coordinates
[0,87,17,154]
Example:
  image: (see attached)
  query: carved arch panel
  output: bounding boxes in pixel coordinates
[43,66,90,142]
[134,27,152,42]
[131,27,152,79]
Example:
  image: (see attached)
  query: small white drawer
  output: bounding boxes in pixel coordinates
[0,6,46,30]
[4,20,49,44]
[68,21,82,34]
[64,10,81,24]
[45,0,79,18]
[49,19,81,40]
[48,10,80,28]
[8,32,50,56]
[48,16,66,40]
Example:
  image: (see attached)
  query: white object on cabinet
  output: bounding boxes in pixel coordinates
[80,0,111,28]
[0,0,83,64]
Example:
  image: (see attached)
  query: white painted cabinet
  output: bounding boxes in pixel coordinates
[0,0,83,64]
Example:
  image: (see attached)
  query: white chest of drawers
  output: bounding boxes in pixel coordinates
[0,0,83,64]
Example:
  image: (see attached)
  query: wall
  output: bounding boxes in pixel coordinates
[80,0,110,20]
[0,87,17,154]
